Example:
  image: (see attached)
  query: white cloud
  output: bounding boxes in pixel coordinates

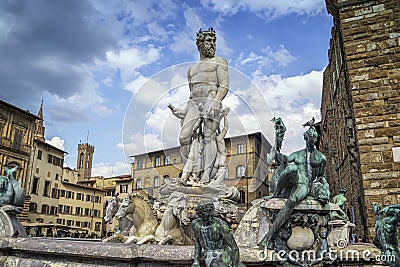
[91,161,131,177]
[253,69,323,153]
[119,133,165,157]
[106,46,161,83]
[169,6,233,58]
[263,45,296,67]
[46,136,65,151]
[235,45,296,71]
[201,0,324,18]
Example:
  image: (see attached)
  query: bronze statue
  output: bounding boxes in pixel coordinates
[191,201,244,267]
[259,119,327,249]
[372,203,400,267]
[0,167,25,208]
[331,188,349,220]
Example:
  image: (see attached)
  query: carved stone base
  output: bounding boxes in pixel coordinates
[327,220,355,247]
[159,179,240,225]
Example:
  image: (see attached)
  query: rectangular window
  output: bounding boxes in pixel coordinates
[63,206,71,214]
[50,206,57,215]
[94,196,100,203]
[76,221,80,227]
[37,150,42,160]
[155,156,161,167]
[60,190,65,197]
[51,188,59,198]
[55,174,59,180]
[56,219,62,224]
[85,208,91,216]
[43,181,51,197]
[35,168,39,174]
[31,178,39,194]
[76,207,82,215]
[93,210,100,217]
[237,144,244,154]
[95,222,101,231]
[77,193,82,200]
[67,220,73,226]
[12,128,23,150]
[120,184,128,193]
[86,194,92,202]
[58,205,63,214]
[29,203,37,212]
[48,154,53,164]
[41,204,49,214]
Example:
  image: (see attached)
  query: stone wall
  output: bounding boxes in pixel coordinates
[322,0,400,241]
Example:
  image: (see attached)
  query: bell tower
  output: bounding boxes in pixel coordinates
[34,99,45,142]
[76,142,94,181]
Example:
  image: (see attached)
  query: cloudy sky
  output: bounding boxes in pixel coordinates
[0,0,333,177]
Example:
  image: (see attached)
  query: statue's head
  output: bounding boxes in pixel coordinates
[196,200,214,221]
[303,126,318,148]
[196,28,216,58]
[339,188,347,195]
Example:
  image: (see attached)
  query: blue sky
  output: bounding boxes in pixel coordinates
[0,0,333,177]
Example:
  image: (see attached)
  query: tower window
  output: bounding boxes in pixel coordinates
[237,144,244,154]
[155,156,161,167]
[164,156,170,165]
[79,153,84,168]
[86,154,91,168]
[239,190,246,204]
[154,176,160,187]
[236,165,245,178]
[137,160,143,170]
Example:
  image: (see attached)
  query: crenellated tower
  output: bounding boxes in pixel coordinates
[76,143,94,181]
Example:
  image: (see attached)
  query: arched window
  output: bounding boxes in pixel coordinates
[86,153,90,168]
[236,165,245,178]
[163,175,169,184]
[136,179,142,189]
[137,160,143,170]
[155,157,161,167]
[79,153,84,168]
[154,176,160,187]
[239,190,246,204]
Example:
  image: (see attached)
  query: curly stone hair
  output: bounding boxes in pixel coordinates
[196,27,216,47]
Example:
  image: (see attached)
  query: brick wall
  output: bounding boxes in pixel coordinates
[323,0,400,241]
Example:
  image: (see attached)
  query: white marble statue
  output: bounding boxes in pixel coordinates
[169,27,229,185]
